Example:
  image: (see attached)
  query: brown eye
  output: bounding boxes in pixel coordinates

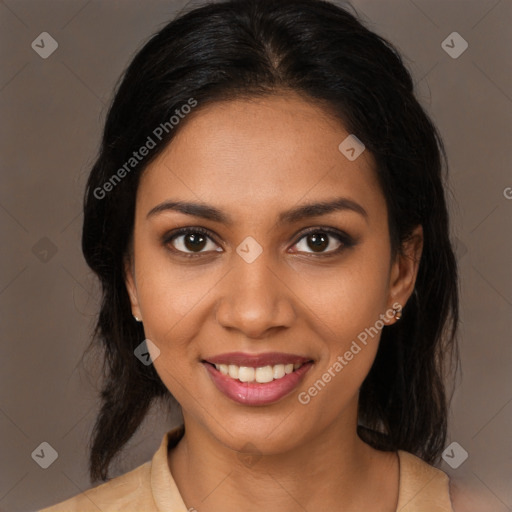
[305,232,330,252]
[164,228,222,256]
[182,232,207,252]
[291,228,355,256]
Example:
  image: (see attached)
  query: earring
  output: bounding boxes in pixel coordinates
[133,315,142,322]
[393,307,402,320]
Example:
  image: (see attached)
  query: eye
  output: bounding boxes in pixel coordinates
[164,227,222,257]
[163,226,355,258]
[290,228,354,256]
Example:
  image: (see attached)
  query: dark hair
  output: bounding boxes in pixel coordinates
[82,0,459,482]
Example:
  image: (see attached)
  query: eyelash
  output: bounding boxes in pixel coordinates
[162,226,356,259]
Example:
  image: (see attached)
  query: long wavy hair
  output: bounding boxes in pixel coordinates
[81,0,459,482]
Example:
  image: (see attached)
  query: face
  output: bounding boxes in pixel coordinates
[125,92,422,454]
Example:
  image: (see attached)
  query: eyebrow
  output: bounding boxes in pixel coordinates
[146,197,368,225]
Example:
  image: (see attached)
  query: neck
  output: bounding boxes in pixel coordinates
[168,400,399,512]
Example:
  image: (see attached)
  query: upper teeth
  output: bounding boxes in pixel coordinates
[214,363,303,383]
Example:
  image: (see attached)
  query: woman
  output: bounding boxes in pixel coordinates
[40,0,462,510]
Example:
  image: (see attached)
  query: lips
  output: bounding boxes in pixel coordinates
[202,352,314,406]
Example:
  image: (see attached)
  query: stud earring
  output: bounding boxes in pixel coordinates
[393,307,402,320]
[133,315,142,322]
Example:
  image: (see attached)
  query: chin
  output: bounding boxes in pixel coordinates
[197,400,317,455]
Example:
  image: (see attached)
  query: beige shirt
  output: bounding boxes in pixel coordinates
[39,426,454,511]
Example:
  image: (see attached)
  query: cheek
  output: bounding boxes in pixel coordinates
[303,248,391,342]
[297,242,391,403]
[137,270,203,407]
[131,253,210,386]
[134,237,217,334]
[297,271,390,421]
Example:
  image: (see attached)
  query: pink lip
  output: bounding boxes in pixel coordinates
[205,352,312,367]
[203,360,314,406]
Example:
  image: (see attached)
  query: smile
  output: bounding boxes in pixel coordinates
[212,363,303,383]
[202,352,314,406]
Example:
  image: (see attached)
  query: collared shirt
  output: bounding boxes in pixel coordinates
[39,425,454,511]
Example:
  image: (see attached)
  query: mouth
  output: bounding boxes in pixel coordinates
[207,361,306,383]
[202,352,314,406]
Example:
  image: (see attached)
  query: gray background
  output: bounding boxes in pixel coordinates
[0,0,511,511]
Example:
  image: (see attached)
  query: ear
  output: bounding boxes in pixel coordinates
[124,255,142,321]
[386,225,423,322]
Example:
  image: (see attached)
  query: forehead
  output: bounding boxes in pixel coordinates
[138,93,385,220]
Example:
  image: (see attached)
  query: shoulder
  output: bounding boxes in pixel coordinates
[38,426,185,512]
[38,461,156,512]
[396,450,454,511]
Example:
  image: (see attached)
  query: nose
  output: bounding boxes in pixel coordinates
[214,251,296,339]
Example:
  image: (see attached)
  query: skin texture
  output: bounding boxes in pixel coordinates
[125,92,423,512]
